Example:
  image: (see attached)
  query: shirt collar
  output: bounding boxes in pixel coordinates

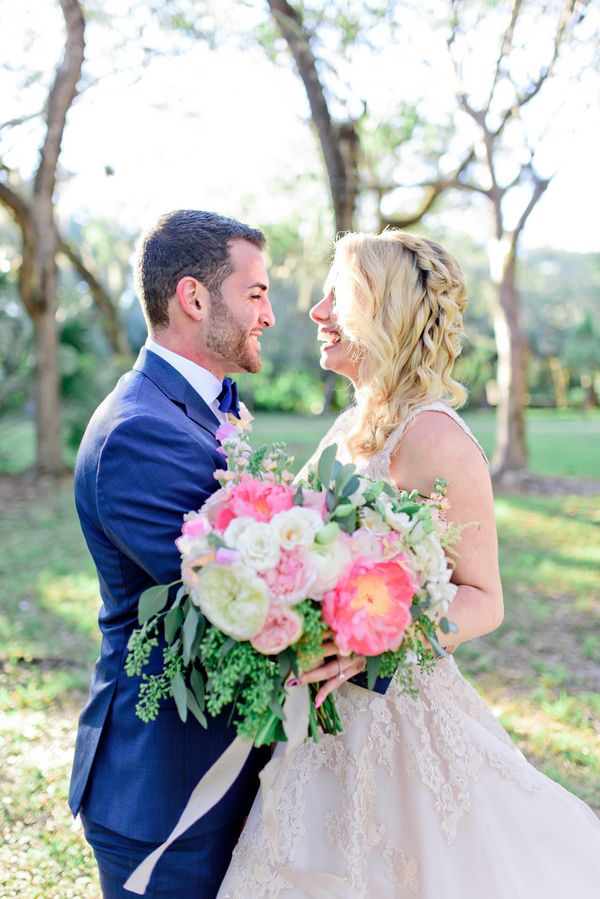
[144,338,222,407]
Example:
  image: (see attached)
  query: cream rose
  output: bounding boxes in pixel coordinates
[360,507,390,535]
[308,539,352,598]
[192,562,269,639]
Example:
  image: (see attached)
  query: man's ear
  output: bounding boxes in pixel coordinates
[175,276,209,321]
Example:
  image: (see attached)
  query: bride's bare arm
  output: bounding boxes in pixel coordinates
[390,411,504,650]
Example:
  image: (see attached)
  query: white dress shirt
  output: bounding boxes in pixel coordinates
[144,338,227,424]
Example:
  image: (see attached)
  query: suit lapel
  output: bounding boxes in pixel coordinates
[133,347,220,438]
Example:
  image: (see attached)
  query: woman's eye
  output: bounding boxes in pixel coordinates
[250,294,261,300]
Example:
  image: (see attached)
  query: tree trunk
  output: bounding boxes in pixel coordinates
[32,303,63,473]
[490,252,528,475]
[549,357,568,408]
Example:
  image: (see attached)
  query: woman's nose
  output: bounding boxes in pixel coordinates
[310,295,330,323]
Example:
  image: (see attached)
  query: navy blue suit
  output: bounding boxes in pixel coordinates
[70,348,268,895]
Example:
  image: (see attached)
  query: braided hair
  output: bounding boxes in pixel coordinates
[331,229,468,460]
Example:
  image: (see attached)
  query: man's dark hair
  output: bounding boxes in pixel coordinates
[135,210,266,329]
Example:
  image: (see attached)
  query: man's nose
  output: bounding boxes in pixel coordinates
[261,299,276,328]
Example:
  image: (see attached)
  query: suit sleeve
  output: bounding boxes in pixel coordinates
[96,414,222,586]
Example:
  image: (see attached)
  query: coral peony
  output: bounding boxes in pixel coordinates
[322,557,416,656]
[251,603,303,654]
[214,474,294,532]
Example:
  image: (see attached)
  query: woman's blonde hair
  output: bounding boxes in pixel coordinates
[331,229,468,460]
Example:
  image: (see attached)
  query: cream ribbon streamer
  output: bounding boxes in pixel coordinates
[124,733,253,894]
[124,685,355,898]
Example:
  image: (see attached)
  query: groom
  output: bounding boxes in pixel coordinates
[69,210,275,897]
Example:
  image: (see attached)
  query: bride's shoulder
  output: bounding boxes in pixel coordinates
[390,404,489,491]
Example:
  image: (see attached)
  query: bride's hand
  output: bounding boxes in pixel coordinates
[290,642,366,709]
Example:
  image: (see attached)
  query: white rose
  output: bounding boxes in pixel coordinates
[360,507,390,535]
[308,540,352,598]
[236,522,281,571]
[413,532,448,579]
[224,516,256,548]
[270,507,323,550]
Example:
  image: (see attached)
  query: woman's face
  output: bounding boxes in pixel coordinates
[309,274,362,384]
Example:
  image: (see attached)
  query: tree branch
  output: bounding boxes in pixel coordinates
[494,0,576,137]
[58,237,130,355]
[379,149,477,229]
[487,0,522,112]
[33,0,85,203]
[266,0,357,231]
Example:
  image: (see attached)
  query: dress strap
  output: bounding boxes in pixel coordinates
[385,401,489,466]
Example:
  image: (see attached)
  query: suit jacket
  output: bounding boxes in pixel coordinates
[69,347,268,842]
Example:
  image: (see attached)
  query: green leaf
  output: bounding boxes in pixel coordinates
[186,689,208,728]
[334,463,357,497]
[219,636,236,659]
[164,606,183,643]
[293,485,304,506]
[317,443,337,488]
[190,666,206,710]
[138,584,169,625]
[182,605,200,665]
[428,632,449,658]
[340,475,361,499]
[171,672,188,722]
[367,655,382,690]
[332,502,355,518]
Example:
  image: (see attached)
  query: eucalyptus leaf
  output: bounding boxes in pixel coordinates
[182,606,200,665]
[171,672,188,722]
[317,443,337,488]
[138,584,169,625]
[340,475,361,499]
[190,666,206,709]
[164,606,183,643]
[186,689,208,728]
[219,636,236,659]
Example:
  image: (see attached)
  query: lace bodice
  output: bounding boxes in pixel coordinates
[298,401,487,483]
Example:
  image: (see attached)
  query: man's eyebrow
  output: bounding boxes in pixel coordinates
[247,281,269,291]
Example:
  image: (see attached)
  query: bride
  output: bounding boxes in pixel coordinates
[217,229,600,898]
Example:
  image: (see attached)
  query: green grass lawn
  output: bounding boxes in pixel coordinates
[1,411,599,896]
[2,407,600,479]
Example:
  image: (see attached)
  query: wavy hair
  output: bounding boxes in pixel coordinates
[331,229,468,460]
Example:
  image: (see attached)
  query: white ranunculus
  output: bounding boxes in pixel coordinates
[224,516,256,548]
[351,526,384,559]
[308,540,352,598]
[380,501,411,534]
[192,562,269,639]
[270,507,323,550]
[360,507,390,535]
[236,522,281,571]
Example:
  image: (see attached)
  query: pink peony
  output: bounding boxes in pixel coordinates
[251,603,303,654]
[214,474,294,532]
[263,547,315,605]
[322,556,416,656]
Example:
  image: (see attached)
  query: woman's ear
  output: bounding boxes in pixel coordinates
[175,276,209,321]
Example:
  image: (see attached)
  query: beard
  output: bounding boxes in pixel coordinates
[205,299,261,373]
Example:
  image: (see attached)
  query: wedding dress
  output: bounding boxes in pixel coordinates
[217,402,600,899]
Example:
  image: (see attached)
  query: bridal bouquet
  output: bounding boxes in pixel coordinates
[126,411,460,747]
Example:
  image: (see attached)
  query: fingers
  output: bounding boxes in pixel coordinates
[313,655,366,709]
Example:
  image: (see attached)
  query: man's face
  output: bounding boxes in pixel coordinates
[205,240,275,373]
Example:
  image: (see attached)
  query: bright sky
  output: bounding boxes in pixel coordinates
[1,0,599,253]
